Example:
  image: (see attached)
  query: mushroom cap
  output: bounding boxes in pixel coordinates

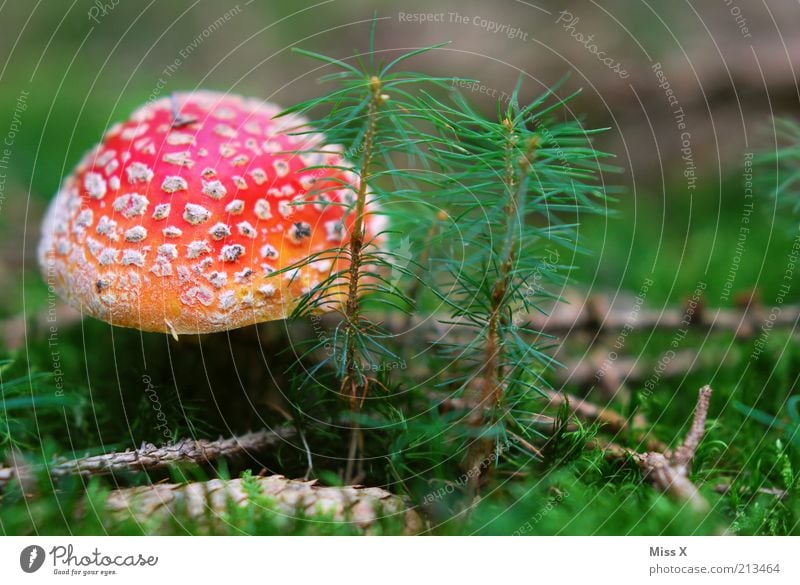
[38,91,381,334]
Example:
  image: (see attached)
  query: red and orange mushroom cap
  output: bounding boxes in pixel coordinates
[38,91,380,335]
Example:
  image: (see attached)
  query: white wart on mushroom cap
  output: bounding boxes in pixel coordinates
[38,91,380,334]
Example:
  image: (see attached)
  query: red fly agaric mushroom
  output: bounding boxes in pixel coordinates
[39,91,380,335]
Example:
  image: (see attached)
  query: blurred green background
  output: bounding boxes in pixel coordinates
[2,0,800,535]
[2,0,800,316]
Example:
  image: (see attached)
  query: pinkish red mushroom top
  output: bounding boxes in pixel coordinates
[38,91,381,334]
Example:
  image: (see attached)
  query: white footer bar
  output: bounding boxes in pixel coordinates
[2,536,798,583]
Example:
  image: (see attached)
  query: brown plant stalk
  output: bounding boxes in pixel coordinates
[0,428,293,493]
[342,75,386,484]
[604,385,713,512]
[465,126,536,488]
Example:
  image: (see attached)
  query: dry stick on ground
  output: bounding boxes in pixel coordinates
[439,347,690,450]
[556,350,702,391]
[712,483,789,500]
[518,293,795,338]
[377,292,800,341]
[544,389,667,453]
[560,347,636,402]
[0,428,294,492]
[9,291,799,352]
[438,397,577,435]
[441,349,701,449]
[549,348,718,445]
[605,386,714,513]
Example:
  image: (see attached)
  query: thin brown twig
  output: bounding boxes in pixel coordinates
[380,291,800,341]
[544,389,666,452]
[605,386,714,512]
[672,385,713,468]
[437,397,578,435]
[10,290,799,353]
[0,428,294,492]
[555,350,702,390]
[516,293,789,338]
[712,483,789,500]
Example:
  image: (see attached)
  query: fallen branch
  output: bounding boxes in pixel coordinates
[380,291,800,342]
[11,290,798,354]
[437,397,577,435]
[713,483,789,500]
[106,474,422,535]
[556,350,702,390]
[605,386,713,512]
[545,389,665,452]
[517,294,793,339]
[0,428,294,492]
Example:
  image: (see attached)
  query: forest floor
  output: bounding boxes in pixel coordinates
[1,192,799,536]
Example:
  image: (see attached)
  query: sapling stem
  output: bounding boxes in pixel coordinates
[343,75,384,484]
[467,124,537,488]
